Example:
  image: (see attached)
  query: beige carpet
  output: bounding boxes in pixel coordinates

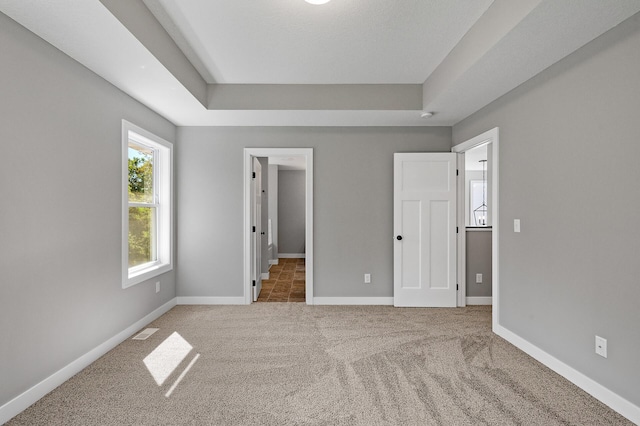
[8,305,631,425]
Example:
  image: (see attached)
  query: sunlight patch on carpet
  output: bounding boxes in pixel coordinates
[165,353,201,397]
[143,332,192,386]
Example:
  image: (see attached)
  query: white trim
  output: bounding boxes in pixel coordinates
[269,259,279,265]
[244,148,314,305]
[466,296,492,305]
[495,325,640,425]
[456,153,466,307]
[176,296,246,305]
[0,298,177,425]
[453,127,499,331]
[122,120,174,289]
[279,253,306,258]
[261,272,270,280]
[313,297,394,306]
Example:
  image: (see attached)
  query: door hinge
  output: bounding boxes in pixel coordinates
[456,169,459,176]
[252,280,256,287]
[252,226,256,232]
[252,172,256,179]
[456,284,459,291]
[456,227,459,234]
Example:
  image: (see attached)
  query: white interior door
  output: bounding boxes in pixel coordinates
[252,158,262,302]
[394,153,457,307]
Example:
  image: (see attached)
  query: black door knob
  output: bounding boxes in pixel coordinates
[396,235,403,240]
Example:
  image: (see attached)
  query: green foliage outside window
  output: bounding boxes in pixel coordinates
[128,151,155,267]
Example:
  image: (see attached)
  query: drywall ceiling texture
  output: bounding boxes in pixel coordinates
[176,126,451,299]
[147,0,494,84]
[4,0,640,126]
[422,0,640,125]
[453,12,640,411]
[0,12,176,409]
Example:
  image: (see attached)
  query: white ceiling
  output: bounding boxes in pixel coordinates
[147,0,493,84]
[2,0,640,127]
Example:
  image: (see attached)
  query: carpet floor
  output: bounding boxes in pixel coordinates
[7,305,632,425]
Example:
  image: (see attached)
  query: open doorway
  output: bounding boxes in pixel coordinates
[463,144,492,306]
[243,148,313,305]
[452,128,499,331]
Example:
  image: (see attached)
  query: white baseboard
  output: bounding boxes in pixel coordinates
[261,272,269,280]
[0,298,177,425]
[279,253,305,258]
[269,259,279,265]
[176,296,246,305]
[495,324,640,425]
[466,296,492,305]
[313,297,394,306]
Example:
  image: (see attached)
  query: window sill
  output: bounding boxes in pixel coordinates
[124,263,172,289]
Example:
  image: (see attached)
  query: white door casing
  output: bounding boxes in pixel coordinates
[394,153,457,307]
[452,127,499,330]
[251,158,262,302]
[456,153,466,307]
[243,148,313,305]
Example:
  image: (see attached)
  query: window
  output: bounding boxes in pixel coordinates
[122,121,173,288]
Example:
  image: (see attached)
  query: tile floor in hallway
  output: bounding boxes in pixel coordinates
[257,258,305,302]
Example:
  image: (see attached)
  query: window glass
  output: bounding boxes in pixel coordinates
[128,206,157,267]
[128,143,154,204]
[122,120,172,288]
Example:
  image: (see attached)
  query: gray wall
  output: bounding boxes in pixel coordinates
[453,13,640,408]
[176,127,451,297]
[0,12,176,408]
[278,170,306,255]
[465,230,492,297]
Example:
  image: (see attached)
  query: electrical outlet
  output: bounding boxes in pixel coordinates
[364,274,371,284]
[595,336,607,358]
[476,273,483,283]
[155,281,160,293]
[514,219,521,233]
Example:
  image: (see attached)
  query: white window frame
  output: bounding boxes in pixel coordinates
[122,120,173,288]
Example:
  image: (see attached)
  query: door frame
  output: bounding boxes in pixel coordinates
[243,148,314,305]
[251,157,262,302]
[452,127,499,331]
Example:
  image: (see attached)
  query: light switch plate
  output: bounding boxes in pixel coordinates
[476,273,483,283]
[514,219,521,233]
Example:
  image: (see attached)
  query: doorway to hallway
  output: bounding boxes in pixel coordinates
[243,148,313,305]
[452,127,499,330]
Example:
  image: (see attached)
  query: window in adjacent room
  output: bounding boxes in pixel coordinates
[122,120,173,288]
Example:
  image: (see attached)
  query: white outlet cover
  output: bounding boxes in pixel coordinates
[476,273,483,283]
[514,219,521,233]
[364,274,371,283]
[595,335,607,358]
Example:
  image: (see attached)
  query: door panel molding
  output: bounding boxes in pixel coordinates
[394,153,457,307]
